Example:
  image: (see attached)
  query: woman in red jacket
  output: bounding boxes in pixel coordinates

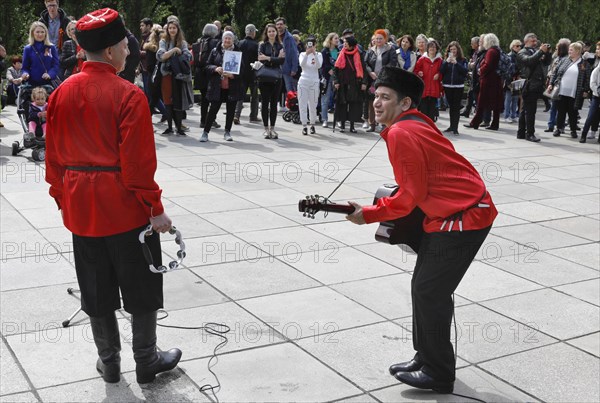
[414,40,443,121]
[466,33,503,130]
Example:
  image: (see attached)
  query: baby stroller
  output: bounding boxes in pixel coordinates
[282,90,301,124]
[11,85,51,161]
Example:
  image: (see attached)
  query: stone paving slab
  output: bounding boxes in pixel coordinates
[1,100,599,402]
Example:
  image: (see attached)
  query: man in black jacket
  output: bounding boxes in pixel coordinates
[516,33,551,142]
[118,30,140,84]
[39,0,70,51]
[235,24,260,124]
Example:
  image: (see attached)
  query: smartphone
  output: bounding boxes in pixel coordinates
[307,41,314,48]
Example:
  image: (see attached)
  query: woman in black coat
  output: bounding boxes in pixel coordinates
[200,31,244,142]
[257,23,285,139]
[332,36,367,133]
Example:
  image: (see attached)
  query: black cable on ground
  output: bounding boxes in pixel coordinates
[156,309,230,403]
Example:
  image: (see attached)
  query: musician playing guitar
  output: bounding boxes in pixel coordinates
[346,66,497,394]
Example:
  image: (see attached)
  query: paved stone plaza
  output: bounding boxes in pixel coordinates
[0,101,598,402]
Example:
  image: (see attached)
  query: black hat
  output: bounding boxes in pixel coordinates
[374,66,424,105]
[76,8,127,52]
[342,28,353,36]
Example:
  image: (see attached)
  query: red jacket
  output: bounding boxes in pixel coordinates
[362,110,497,233]
[45,62,164,237]
[414,55,443,98]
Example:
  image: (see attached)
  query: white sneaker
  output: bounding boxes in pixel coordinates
[587,131,596,140]
[322,121,328,128]
[504,117,512,123]
[362,122,369,129]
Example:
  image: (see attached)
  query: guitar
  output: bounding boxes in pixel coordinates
[298,184,425,253]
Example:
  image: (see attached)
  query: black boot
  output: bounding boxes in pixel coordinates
[132,311,182,384]
[163,105,173,135]
[173,109,186,136]
[89,312,121,383]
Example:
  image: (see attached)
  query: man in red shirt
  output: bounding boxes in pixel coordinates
[347,66,497,393]
[45,8,181,384]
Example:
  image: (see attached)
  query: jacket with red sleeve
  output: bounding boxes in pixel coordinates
[362,110,497,233]
[413,54,443,98]
[45,61,164,237]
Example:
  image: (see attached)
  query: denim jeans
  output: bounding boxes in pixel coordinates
[282,73,298,92]
[320,79,334,122]
[547,100,558,129]
[503,90,518,119]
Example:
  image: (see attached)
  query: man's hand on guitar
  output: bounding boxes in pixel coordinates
[346,201,366,225]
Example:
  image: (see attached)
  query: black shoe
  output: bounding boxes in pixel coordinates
[213,122,221,129]
[249,117,261,123]
[553,130,561,137]
[443,127,453,132]
[463,123,478,129]
[233,117,240,125]
[570,131,578,139]
[544,127,554,132]
[579,136,587,143]
[302,127,308,135]
[162,128,174,135]
[485,126,499,131]
[394,370,454,394]
[526,134,541,142]
[176,129,187,136]
[453,130,459,136]
[349,127,357,133]
[389,356,423,375]
[310,126,316,134]
[460,112,469,118]
[543,106,551,112]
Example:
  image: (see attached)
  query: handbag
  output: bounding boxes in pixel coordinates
[543,83,560,100]
[32,46,62,89]
[255,65,282,83]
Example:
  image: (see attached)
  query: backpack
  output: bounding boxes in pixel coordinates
[194,37,212,71]
[496,50,515,84]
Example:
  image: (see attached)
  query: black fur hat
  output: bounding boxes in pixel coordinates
[374,66,424,105]
[76,8,127,52]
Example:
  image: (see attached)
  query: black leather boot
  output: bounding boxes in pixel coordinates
[389,353,423,375]
[132,311,182,384]
[173,110,186,136]
[89,312,121,383]
[163,105,173,135]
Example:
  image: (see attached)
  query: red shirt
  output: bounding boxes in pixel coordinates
[45,62,164,237]
[362,110,497,233]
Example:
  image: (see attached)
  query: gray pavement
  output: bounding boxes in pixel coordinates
[0,100,598,402]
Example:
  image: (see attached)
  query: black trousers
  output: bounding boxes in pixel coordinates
[518,90,542,137]
[418,96,438,121]
[72,224,163,316]
[444,87,463,131]
[235,78,259,120]
[259,81,282,127]
[555,95,578,132]
[411,226,491,381]
[205,89,236,133]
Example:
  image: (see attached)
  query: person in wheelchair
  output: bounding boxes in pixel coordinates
[27,86,49,139]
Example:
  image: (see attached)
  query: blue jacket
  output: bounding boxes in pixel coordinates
[22,41,60,87]
[440,57,468,87]
[280,30,298,75]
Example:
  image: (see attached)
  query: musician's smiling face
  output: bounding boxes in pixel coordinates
[373,86,410,126]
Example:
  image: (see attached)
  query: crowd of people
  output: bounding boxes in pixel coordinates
[1,0,599,143]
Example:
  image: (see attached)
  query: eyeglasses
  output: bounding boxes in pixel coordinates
[515,45,522,48]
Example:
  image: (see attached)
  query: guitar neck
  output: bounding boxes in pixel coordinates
[320,203,355,215]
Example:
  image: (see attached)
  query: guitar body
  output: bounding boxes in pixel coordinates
[373,184,425,253]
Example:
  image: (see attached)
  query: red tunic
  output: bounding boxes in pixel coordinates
[45,62,164,237]
[413,55,443,98]
[362,110,497,233]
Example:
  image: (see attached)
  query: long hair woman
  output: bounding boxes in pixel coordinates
[257,23,285,139]
[157,20,192,135]
[440,41,468,134]
[60,20,85,79]
[396,34,417,72]
[320,32,339,127]
[21,21,59,89]
[144,24,167,121]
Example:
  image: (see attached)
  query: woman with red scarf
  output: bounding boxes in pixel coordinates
[331,36,367,132]
[60,21,85,78]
